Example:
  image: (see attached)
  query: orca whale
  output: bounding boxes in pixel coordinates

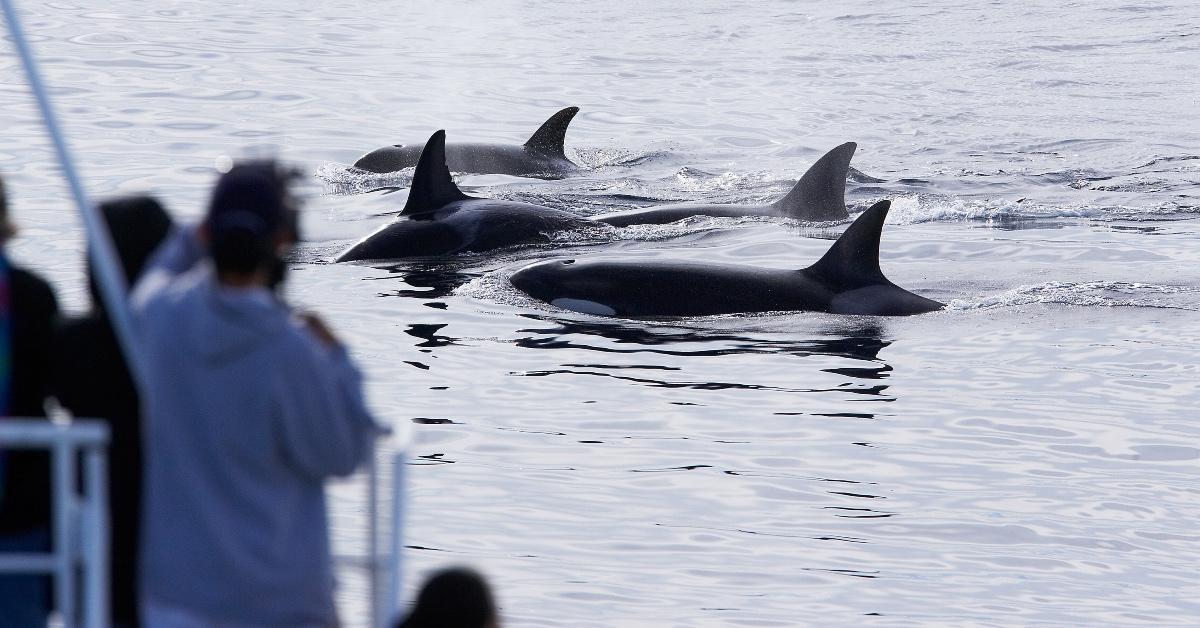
[336,129,606,261]
[352,107,580,178]
[591,142,856,227]
[510,200,943,317]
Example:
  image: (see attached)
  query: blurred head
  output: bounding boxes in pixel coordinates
[399,566,498,628]
[88,195,173,311]
[205,159,300,283]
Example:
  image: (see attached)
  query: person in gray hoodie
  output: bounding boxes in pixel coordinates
[132,161,378,627]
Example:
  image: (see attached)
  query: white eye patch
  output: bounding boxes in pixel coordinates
[550,298,617,316]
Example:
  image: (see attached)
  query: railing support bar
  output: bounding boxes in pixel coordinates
[83,447,109,628]
[386,451,406,626]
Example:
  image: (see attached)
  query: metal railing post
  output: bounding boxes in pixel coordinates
[83,447,110,628]
[0,420,109,628]
[386,450,406,626]
[52,438,76,627]
[367,443,381,628]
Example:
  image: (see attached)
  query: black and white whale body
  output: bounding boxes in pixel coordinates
[352,107,580,178]
[337,130,605,261]
[591,142,856,227]
[511,200,943,317]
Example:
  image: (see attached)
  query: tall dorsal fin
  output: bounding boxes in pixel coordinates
[523,106,579,157]
[772,142,855,221]
[805,200,892,288]
[401,130,473,215]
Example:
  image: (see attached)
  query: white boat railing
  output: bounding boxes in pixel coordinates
[335,439,407,628]
[384,449,406,627]
[0,418,405,628]
[0,419,110,628]
[2,0,407,622]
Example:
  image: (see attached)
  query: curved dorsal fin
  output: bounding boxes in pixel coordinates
[523,106,579,158]
[805,200,892,288]
[401,130,472,215]
[772,142,855,221]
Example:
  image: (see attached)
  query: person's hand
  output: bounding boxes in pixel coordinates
[299,312,341,348]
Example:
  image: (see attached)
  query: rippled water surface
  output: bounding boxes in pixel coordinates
[3,1,1199,625]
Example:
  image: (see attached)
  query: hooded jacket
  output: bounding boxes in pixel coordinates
[132,229,377,626]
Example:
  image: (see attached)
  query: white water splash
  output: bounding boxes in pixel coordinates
[544,224,619,244]
[456,270,544,309]
[610,215,774,241]
[884,195,1103,225]
[314,161,413,194]
[673,167,777,194]
[949,281,1200,311]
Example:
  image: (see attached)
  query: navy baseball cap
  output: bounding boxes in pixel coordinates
[206,160,299,241]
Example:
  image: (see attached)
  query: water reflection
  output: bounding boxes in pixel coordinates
[514,316,891,361]
[374,261,479,300]
[512,317,895,399]
[404,323,459,347]
[1102,223,1165,235]
[975,217,1078,231]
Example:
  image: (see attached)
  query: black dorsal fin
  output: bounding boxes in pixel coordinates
[805,200,892,288]
[523,106,579,157]
[772,142,855,221]
[401,130,472,215]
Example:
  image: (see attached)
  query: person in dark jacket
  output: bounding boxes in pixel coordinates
[398,566,499,628]
[51,195,173,628]
[0,175,60,627]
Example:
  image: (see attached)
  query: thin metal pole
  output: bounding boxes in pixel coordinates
[386,450,406,626]
[367,443,381,628]
[1,0,146,386]
[53,439,75,627]
[83,446,110,628]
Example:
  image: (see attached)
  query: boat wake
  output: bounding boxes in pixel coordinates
[949,281,1200,311]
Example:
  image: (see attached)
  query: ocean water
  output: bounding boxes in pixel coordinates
[3,0,1199,626]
